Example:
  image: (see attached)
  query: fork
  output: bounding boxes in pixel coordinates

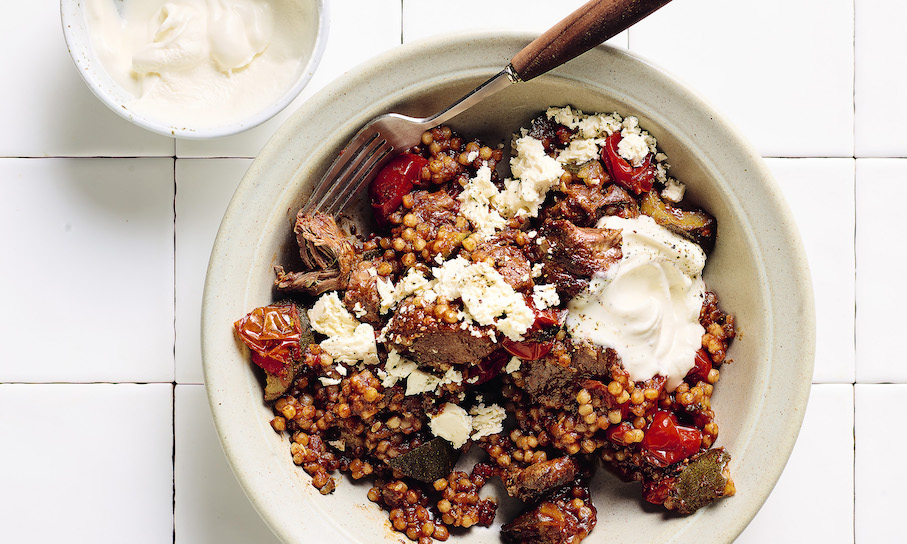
[303,0,673,216]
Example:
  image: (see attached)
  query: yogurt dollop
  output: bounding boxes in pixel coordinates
[566,215,706,391]
[85,0,306,129]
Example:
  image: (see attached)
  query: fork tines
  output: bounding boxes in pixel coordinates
[303,128,394,217]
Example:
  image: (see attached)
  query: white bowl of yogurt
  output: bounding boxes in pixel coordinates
[61,0,328,138]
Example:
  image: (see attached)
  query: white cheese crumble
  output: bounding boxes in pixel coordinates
[557,138,599,165]
[319,377,341,386]
[505,356,522,374]
[377,277,396,314]
[352,302,366,319]
[381,350,417,388]
[492,135,565,219]
[406,369,441,396]
[662,178,686,203]
[429,403,473,448]
[617,131,651,167]
[469,404,507,440]
[532,283,560,310]
[319,323,378,364]
[458,165,507,240]
[531,263,544,278]
[308,292,358,337]
[431,257,534,341]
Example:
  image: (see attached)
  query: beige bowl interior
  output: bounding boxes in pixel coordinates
[202,33,815,544]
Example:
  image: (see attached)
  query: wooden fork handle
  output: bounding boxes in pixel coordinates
[510,0,673,81]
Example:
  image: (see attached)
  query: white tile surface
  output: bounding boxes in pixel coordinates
[855,159,906,383]
[176,0,403,158]
[0,2,174,157]
[176,159,250,383]
[737,384,854,543]
[629,0,854,158]
[855,0,907,157]
[175,384,282,544]
[855,384,907,542]
[0,383,173,543]
[766,159,856,383]
[0,158,174,383]
[403,0,629,48]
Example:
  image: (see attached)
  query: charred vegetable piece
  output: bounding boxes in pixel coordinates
[643,447,735,514]
[387,437,460,483]
[640,189,716,253]
[601,132,655,195]
[369,153,429,226]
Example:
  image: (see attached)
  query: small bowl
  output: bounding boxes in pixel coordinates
[202,33,815,543]
[60,0,328,139]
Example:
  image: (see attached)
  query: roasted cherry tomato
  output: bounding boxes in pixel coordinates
[641,410,703,467]
[601,132,655,195]
[685,348,713,384]
[466,349,510,385]
[502,339,554,361]
[369,153,429,226]
[234,303,302,375]
[502,304,562,361]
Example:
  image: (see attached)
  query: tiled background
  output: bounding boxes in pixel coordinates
[1,0,902,542]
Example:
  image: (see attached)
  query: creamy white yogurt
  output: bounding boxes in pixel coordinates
[566,215,706,391]
[85,0,306,128]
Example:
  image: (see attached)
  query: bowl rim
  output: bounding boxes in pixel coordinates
[202,30,815,543]
[59,0,330,139]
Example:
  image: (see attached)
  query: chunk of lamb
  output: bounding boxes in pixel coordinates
[385,297,497,370]
[503,456,580,503]
[274,211,360,296]
[342,260,383,325]
[543,182,640,226]
[502,479,597,544]
[517,341,619,407]
[471,230,534,292]
[533,219,622,299]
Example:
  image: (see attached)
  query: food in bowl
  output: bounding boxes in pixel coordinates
[233,106,737,543]
[82,0,312,129]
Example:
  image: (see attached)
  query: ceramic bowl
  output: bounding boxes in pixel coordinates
[60,0,328,139]
[202,33,815,543]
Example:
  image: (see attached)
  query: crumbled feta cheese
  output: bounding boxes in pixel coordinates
[662,178,686,203]
[395,268,433,302]
[308,292,358,337]
[617,131,650,167]
[377,277,396,314]
[505,356,521,374]
[381,350,417,388]
[531,263,544,278]
[469,404,507,440]
[431,257,534,340]
[578,113,622,139]
[492,135,565,219]
[429,403,473,448]
[352,302,366,319]
[335,364,348,376]
[406,369,441,395]
[466,150,479,162]
[557,138,599,165]
[545,105,583,129]
[320,323,378,364]
[458,165,507,240]
[319,377,342,386]
[532,284,560,310]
